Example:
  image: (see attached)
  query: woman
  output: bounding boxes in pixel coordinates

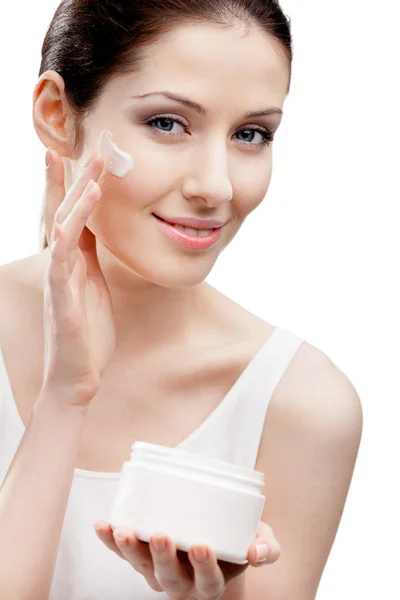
[0,1,363,599]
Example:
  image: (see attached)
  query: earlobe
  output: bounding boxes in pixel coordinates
[32,70,72,157]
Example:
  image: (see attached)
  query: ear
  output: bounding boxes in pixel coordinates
[32,70,76,158]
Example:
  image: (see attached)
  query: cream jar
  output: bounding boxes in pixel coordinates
[110,441,265,565]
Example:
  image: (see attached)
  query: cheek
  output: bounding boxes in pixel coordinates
[98,166,157,209]
[86,164,167,239]
[101,151,174,204]
[235,162,273,219]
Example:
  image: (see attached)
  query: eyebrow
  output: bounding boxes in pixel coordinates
[132,91,283,119]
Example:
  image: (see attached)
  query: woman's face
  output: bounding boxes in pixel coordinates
[71,21,289,288]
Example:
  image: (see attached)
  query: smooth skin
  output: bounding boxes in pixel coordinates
[28,18,363,600]
[45,146,280,599]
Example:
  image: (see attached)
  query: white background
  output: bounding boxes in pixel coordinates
[0,1,399,598]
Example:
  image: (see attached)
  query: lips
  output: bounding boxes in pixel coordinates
[153,213,223,251]
[152,214,218,231]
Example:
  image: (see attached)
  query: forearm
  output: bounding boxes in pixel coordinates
[0,388,89,600]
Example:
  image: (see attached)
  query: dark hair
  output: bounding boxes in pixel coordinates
[38,0,293,249]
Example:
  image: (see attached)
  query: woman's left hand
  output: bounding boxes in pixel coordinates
[93,519,280,599]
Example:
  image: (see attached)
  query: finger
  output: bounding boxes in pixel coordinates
[93,521,125,560]
[54,155,105,227]
[112,528,164,593]
[46,224,74,319]
[253,521,281,565]
[47,151,104,249]
[248,538,281,566]
[59,179,101,273]
[256,520,275,538]
[44,149,103,247]
[44,148,66,246]
[93,519,163,594]
[188,545,225,598]
[150,534,192,596]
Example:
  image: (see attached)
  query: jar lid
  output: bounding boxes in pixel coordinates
[130,441,265,487]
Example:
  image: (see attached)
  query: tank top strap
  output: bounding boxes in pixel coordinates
[182,326,306,469]
[231,326,306,469]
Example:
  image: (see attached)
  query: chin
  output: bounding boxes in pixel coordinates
[96,236,217,289]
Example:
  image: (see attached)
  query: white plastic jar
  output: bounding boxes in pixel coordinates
[110,441,266,564]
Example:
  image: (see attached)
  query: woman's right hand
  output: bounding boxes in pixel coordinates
[41,149,116,407]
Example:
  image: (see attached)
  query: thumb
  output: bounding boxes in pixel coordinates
[43,147,66,246]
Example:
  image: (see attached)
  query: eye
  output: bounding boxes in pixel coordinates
[143,114,274,148]
[236,127,274,148]
[144,115,187,136]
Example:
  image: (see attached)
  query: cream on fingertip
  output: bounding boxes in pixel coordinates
[99,130,134,178]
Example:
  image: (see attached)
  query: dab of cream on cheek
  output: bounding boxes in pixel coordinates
[99,130,134,178]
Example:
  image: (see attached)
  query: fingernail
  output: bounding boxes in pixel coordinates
[151,537,166,553]
[255,543,269,562]
[193,547,208,562]
[46,148,53,168]
[85,151,96,167]
[114,527,132,544]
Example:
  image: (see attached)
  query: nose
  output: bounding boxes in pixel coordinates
[181,146,233,209]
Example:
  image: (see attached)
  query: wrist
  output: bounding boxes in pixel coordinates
[35,385,92,418]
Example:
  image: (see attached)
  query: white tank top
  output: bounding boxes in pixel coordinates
[0,326,305,599]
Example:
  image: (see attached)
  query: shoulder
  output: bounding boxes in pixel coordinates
[272,338,363,442]
[0,253,45,295]
[0,255,45,345]
[257,336,364,479]
[0,261,19,319]
[0,258,30,310]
